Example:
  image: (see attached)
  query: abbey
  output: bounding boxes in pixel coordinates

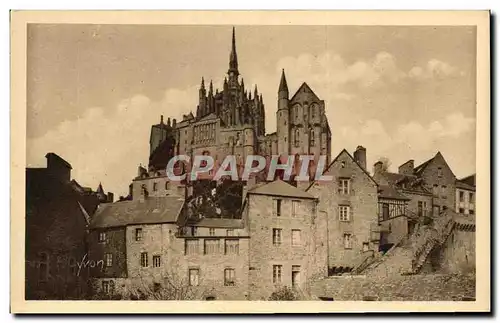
[147,27,332,175]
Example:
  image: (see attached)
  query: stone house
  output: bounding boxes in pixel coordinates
[88,195,184,296]
[455,174,476,216]
[244,180,326,300]
[412,152,457,214]
[25,153,98,300]
[89,194,251,300]
[306,147,380,275]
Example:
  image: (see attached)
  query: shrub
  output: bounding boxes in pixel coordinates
[269,286,298,301]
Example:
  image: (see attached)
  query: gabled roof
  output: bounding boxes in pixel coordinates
[197,112,220,122]
[376,171,432,196]
[458,174,476,187]
[248,179,315,199]
[306,149,378,191]
[90,196,184,229]
[78,201,91,225]
[413,152,455,178]
[378,185,410,201]
[290,82,321,102]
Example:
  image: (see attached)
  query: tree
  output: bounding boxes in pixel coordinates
[378,157,392,172]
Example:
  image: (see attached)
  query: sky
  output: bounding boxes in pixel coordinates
[26,24,477,197]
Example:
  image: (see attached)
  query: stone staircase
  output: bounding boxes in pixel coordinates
[411,212,455,273]
[357,211,456,276]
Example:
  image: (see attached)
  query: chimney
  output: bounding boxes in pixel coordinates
[373,161,383,175]
[353,146,367,170]
[398,160,414,175]
[45,152,72,182]
[172,118,177,128]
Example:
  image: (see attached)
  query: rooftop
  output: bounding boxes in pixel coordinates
[248,179,315,199]
[90,196,184,229]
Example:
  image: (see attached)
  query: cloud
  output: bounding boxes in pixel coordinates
[27,88,197,197]
[336,112,475,174]
[409,59,463,80]
[26,50,471,197]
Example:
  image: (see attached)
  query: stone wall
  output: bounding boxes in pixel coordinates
[311,273,475,301]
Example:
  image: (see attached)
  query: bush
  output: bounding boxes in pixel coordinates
[269,286,298,301]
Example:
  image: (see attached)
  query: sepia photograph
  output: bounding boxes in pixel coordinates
[10,10,490,313]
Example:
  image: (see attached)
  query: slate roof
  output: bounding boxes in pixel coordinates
[414,157,434,176]
[378,185,410,200]
[248,179,315,199]
[456,180,475,191]
[90,196,184,228]
[190,218,244,229]
[457,174,475,190]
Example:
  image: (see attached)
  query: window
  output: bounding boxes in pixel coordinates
[343,233,352,249]
[341,161,346,168]
[153,182,158,191]
[189,268,199,286]
[102,281,110,294]
[418,201,423,217]
[105,253,113,267]
[292,200,300,217]
[140,252,148,267]
[204,239,220,255]
[225,239,239,255]
[469,209,475,215]
[98,231,107,243]
[459,191,465,202]
[339,206,350,222]
[310,129,315,146]
[273,265,283,284]
[295,106,299,120]
[432,184,439,196]
[185,239,199,255]
[272,229,282,245]
[165,181,169,190]
[294,129,300,147]
[190,227,198,236]
[441,185,447,197]
[153,255,161,268]
[363,242,369,252]
[135,228,143,241]
[224,268,236,286]
[273,199,282,217]
[291,229,301,246]
[39,252,49,282]
[382,203,389,221]
[469,192,474,203]
[311,105,316,119]
[437,167,443,178]
[459,208,465,214]
[209,228,215,236]
[292,265,301,287]
[340,179,350,194]
[226,229,234,236]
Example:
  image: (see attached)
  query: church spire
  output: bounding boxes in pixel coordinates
[279,68,288,94]
[228,27,239,77]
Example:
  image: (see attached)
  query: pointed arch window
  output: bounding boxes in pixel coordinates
[295,105,299,120]
[311,105,316,119]
[294,129,300,147]
[310,129,315,146]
